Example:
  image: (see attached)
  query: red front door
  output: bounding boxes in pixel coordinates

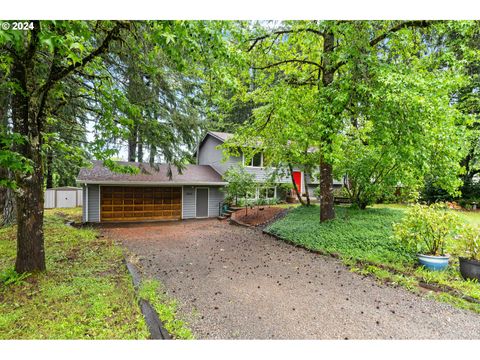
[292,171,302,193]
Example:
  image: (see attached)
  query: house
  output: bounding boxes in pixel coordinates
[77,131,341,223]
[195,131,341,200]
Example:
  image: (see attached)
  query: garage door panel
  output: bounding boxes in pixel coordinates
[100,186,182,222]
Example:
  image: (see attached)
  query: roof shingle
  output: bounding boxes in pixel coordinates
[77,161,226,185]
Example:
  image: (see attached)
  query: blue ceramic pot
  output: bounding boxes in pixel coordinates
[417,254,450,271]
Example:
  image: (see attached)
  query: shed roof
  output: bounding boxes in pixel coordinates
[76,161,226,186]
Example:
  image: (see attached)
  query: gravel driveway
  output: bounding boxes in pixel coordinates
[103,219,480,339]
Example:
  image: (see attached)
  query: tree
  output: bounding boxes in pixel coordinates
[0,20,233,273]
[234,20,440,221]
[223,164,256,214]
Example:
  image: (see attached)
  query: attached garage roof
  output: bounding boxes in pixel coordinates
[77,161,226,186]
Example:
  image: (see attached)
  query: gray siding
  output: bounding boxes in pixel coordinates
[182,186,196,219]
[198,136,241,175]
[208,186,224,217]
[307,184,318,199]
[86,184,100,223]
[182,185,225,219]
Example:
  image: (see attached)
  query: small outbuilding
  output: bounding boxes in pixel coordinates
[44,187,83,209]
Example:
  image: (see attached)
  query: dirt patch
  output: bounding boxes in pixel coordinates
[231,206,286,227]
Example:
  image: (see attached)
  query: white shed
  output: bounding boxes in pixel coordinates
[44,187,83,209]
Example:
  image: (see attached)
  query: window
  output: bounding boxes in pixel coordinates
[244,152,263,167]
[258,187,276,199]
[252,153,262,167]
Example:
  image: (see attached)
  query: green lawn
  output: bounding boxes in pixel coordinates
[266,204,480,313]
[0,208,149,339]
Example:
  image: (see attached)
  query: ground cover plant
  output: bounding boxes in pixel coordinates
[265,204,480,313]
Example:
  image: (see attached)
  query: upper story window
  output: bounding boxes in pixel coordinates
[244,152,263,167]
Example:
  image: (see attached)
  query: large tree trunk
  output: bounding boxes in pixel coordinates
[318,29,336,222]
[11,55,46,273]
[288,163,305,206]
[45,150,53,188]
[319,158,335,222]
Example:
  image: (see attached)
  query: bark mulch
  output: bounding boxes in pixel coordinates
[230,206,287,227]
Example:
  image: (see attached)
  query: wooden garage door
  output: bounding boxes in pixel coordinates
[100,186,181,222]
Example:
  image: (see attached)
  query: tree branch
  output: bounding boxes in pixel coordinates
[36,21,127,98]
[248,28,323,52]
[369,20,431,47]
[254,59,322,70]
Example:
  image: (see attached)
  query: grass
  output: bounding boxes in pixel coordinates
[138,279,194,339]
[266,204,480,313]
[0,208,149,339]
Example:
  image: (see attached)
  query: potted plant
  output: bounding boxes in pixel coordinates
[393,203,460,271]
[458,225,480,281]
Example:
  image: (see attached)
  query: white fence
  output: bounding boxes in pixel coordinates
[44,187,82,209]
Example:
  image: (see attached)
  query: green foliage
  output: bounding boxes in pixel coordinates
[0,131,33,188]
[222,165,256,206]
[458,224,480,261]
[393,203,461,256]
[267,205,414,265]
[138,279,194,340]
[217,21,476,212]
[0,209,149,339]
[0,268,30,287]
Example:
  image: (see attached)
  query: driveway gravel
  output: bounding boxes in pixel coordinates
[102,219,480,339]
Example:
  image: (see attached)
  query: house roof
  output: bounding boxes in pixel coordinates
[193,131,234,158]
[208,131,234,142]
[46,186,82,190]
[76,161,226,186]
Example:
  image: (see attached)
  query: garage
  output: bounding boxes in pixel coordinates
[78,161,227,223]
[100,186,182,222]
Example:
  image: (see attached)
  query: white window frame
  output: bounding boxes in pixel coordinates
[243,152,263,168]
[256,186,277,200]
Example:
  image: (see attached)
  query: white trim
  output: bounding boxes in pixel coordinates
[85,185,89,222]
[76,180,227,186]
[257,186,277,200]
[195,187,209,218]
[243,152,264,168]
[181,186,184,220]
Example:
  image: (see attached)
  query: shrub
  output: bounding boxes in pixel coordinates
[393,203,461,256]
[459,224,480,261]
